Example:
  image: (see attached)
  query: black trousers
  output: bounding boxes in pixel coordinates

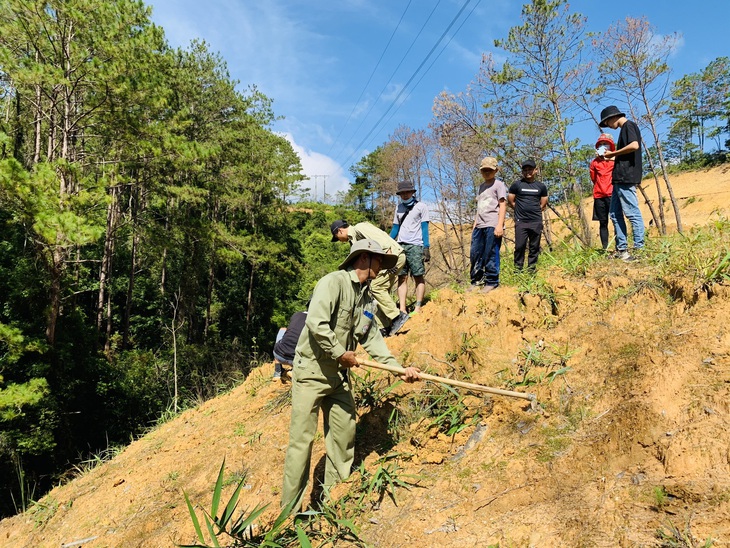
[514,221,543,271]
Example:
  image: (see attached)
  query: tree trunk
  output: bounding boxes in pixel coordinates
[46,251,63,346]
[641,84,683,234]
[637,184,660,230]
[33,68,42,164]
[122,187,139,350]
[651,138,683,234]
[204,200,219,340]
[246,264,255,326]
[97,184,119,331]
[643,144,667,234]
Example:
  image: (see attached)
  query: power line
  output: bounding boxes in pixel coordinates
[325,0,415,158]
[334,0,477,174]
[371,0,482,151]
[331,0,444,166]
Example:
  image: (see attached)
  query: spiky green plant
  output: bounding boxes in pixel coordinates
[351,368,403,410]
[180,459,303,548]
[351,453,422,510]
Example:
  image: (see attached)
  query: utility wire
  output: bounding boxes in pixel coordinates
[335,0,476,174]
[325,0,414,158]
[372,0,482,151]
[331,0,443,166]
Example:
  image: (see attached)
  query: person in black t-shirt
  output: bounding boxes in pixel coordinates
[272,311,307,379]
[598,105,645,262]
[507,159,548,272]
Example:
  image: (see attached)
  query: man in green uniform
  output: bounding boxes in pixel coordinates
[330,219,410,335]
[281,239,421,512]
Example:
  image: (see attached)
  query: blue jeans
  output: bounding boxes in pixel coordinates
[470,226,501,286]
[609,184,645,251]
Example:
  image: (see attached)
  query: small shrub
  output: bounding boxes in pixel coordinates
[30,496,57,528]
[655,516,715,547]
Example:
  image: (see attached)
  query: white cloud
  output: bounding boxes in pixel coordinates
[281,133,351,201]
[381,83,406,104]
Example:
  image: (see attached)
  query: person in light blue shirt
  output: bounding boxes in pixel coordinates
[390,181,430,315]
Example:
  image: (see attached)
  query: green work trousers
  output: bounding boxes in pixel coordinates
[281,368,356,511]
[369,251,406,327]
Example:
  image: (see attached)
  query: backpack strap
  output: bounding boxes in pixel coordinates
[397,200,418,226]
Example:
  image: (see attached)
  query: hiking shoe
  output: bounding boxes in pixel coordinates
[389,311,410,334]
[619,251,637,262]
[481,284,497,294]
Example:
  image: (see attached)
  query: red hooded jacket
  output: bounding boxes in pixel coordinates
[590,133,615,198]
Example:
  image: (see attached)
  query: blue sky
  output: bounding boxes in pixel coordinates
[146,0,729,198]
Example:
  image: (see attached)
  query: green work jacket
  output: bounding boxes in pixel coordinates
[293,269,400,376]
[347,222,403,257]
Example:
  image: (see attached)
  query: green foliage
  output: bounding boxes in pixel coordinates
[350,453,422,510]
[656,517,715,547]
[648,217,730,290]
[29,496,58,528]
[543,244,606,277]
[0,0,323,517]
[535,426,571,462]
[10,458,35,514]
[181,459,270,547]
[418,384,476,437]
[351,368,403,410]
[668,57,729,160]
[498,340,574,389]
[444,331,480,369]
[301,497,365,547]
[70,445,125,477]
[180,459,309,548]
[652,485,668,510]
[0,378,48,422]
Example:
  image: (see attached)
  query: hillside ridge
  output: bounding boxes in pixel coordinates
[1,166,729,548]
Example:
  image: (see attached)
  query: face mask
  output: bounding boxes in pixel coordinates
[401,196,415,206]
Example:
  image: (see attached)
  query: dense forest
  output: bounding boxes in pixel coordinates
[0,0,363,517]
[1,0,728,518]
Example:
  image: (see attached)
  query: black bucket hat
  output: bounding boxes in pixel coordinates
[395,181,416,195]
[598,105,625,128]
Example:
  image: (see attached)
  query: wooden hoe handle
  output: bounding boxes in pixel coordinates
[357,359,536,401]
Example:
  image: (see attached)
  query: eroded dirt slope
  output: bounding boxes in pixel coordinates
[1,166,729,548]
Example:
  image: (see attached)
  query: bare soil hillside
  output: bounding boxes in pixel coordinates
[1,165,729,548]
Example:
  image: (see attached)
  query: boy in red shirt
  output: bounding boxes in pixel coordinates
[589,133,615,251]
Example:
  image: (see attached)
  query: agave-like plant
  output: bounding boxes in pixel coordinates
[179,458,304,548]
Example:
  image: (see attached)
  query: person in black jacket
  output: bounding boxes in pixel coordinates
[272,311,307,379]
[508,159,548,272]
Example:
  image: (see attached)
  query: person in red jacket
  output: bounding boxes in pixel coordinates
[589,133,615,251]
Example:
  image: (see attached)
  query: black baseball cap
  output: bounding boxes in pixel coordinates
[521,159,537,169]
[330,219,348,241]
